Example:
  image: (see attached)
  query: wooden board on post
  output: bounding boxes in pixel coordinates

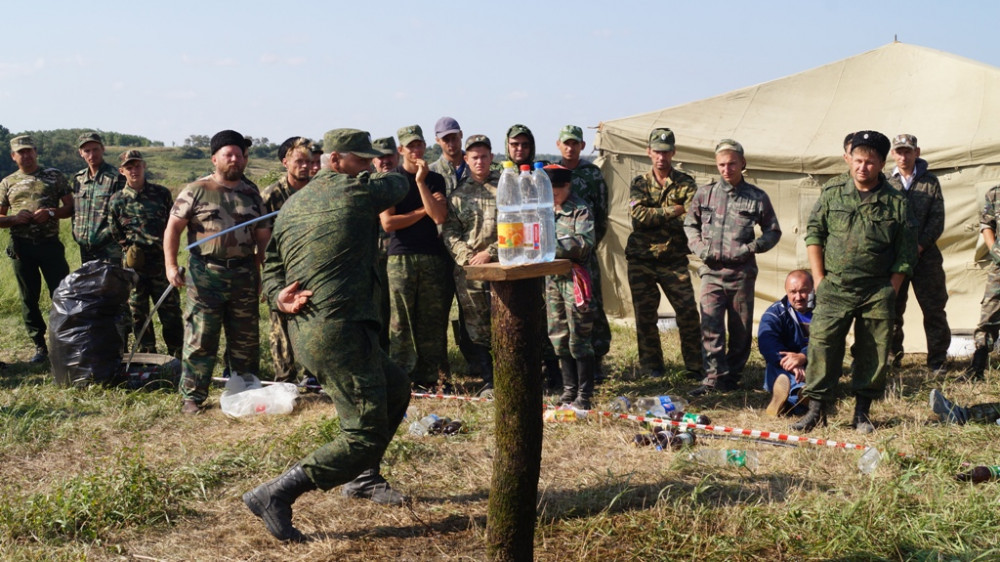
[465,259,571,562]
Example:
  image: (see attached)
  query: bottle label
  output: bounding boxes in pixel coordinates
[682,412,699,424]
[989,466,1000,479]
[725,449,747,467]
[658,396,678,412]
[497,222,523,248]
[521,222,539,250]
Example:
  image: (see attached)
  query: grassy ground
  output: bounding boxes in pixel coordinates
[1,242,1000,559]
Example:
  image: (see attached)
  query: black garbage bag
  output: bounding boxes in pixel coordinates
[49,260,138,387]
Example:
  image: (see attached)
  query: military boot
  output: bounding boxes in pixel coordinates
[790,399,827,432]
[341,468,407,506]
[243,464,317,542]
[478,345,494,392]
[572,357,596,411]
[558,358,578,405]
[853,396,875,434]
[963,347,988,381]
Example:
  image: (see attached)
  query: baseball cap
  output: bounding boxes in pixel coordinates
[558,125,583,143]
[648,128,675,151]
[434,117,461,139]
[372,137,397,156]
[464,135,491,151]
[10,135,36,152]
[77,132,104,148]
[118,149,144,166]
[507,124,532,139]
[323,129,382,159]
[715,138,744,155]
[397,125,425,147]
[892,134,918,150]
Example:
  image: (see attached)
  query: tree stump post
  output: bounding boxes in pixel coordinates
[465,260,571,562]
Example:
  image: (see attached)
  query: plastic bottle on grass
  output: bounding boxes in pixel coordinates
[409,414,441,437]
[518,165,541,263]
[496,162,524,265]
[690,448,759,470]
[636,395,689,416]
[955,465,1000,483]
[532,162,556,262]
[858,448,881,475]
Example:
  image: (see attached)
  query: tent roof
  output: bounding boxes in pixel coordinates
[596,42,1000,175]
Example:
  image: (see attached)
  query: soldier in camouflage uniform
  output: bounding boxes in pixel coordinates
[822,132,856,189]
[792,131,916,434]
[381,125,452,390]
[685,139,781,396]
[886,134,950,373]
[72,132,125,263]
[108,150,182,356]
[968,183,1000,380]
[557,125,612,364]
[626,128,703,380]
[442,135,499,389]
[371,137,397,352]
[0,135,74,363]
[244,129,411,541]
[261,137,316,382]
[543,165,596,408]
[164,130,270,415]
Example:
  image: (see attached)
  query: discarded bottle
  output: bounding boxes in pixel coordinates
[955,465,1000,483]
[636,395,689,416]
[634,429,696,450]
[429,417,452,435]
[442,420,463,435]
[496,162,525,265]
[408,414,441,437]
[690,448,759,470]
[669,411,712,426]
[858,448,881,475]
[519,165,541,263]
[609,395,634,414]
[532,162,557,262]
[544,405,587,422]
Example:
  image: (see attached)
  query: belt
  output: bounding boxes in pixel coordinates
[194,254,255,269]
[12,235,60,246]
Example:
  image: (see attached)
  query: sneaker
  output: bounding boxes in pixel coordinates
[766,375,791,417]
[181,399,203,415]
[929,389,966,424]
[341,469,408,506]
[29,346,48,364]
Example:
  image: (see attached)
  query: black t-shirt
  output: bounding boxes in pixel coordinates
[388,166,447,255]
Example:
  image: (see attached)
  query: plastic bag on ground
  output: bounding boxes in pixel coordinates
[219,374,299,417]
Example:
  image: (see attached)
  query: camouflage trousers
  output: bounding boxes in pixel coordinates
[698,263,757,383]
[180,257,260,404]
[8,236,69,347]
[387,253,453,386]
[973,263,1000,350]
[453,264,491,349]
[268,310,314,383]
[546,273,594,359]
[891,246,950,366]
[588,252,612,357]
[376,253,390,352]
[293,319,411,490]
[626,258,702,374]
[966,402,1000,424]
[803,280,895,402]
[128,250,183,356]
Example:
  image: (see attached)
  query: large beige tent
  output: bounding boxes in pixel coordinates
[594,41,1000,353]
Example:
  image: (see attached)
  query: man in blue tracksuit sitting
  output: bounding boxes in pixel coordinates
[758,270,813,416]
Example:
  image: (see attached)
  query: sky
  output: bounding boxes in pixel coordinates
[3,0,998,155]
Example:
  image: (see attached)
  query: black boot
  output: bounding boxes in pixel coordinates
[478,345,494,392]
[243,464,317,542]
[558,358,577,404]
[341,468,407,506]
[573,357,596,410]
[853,396,875,434]
[963,347,988,381]
[790,399,827,432]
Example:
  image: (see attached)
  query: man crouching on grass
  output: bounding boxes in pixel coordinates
[243,129,411,542]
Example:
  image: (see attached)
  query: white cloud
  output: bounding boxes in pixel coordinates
[394,91,408,100]
[286,57,306,66]
[506,90,529,100]
[260,54,280,64]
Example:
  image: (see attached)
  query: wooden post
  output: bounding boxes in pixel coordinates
[465,260,571,562]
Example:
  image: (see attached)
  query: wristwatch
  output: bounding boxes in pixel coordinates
[47,209,55,218]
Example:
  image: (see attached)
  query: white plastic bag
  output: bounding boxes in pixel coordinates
[219,374,299,417]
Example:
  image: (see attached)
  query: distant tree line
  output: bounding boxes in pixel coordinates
[183,134,280,161]
[0,125,163,177]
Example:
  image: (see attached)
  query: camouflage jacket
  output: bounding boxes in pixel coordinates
[72,161,125,250]
[806,177,916,286]
[626,168,697,262]
[430,155,468,196]
[685,178,781,269]
[442,170,500,267]
[262,169,407,321]
[261,174,302,214]
[887,159,944,251]
[108,182,174,249]
[170,177,267,260]
[0,167,71,239]
[562,159,608,243]
[979,185,1000,263]
[553,193,595,273]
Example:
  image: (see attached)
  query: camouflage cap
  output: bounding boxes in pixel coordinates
[851,130,890,160]
[715,138,744,155]
[372,137,397,156]
[464,134,491,151]
[397,125,424,147]
[9,135,36,152]
[507,123,532,140]
[558,125,584,143]
[648,128,675,151]
[892,133,918,150]
[77,132,104,148]
[118,149,144,166]
[323,128,381,159]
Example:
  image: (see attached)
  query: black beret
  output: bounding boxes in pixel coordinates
[210,129,251,155]
[850,130,890,161]
[277,136,303,161]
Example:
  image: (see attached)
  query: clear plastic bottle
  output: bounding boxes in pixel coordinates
[518,165,540,263]
[408,414,441,437]
[690,448,759,470]
[858,448,881,475]
[532,162,557,262]
[496,162,524,265]
[609,395,634,414]
[635,395,689,416]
